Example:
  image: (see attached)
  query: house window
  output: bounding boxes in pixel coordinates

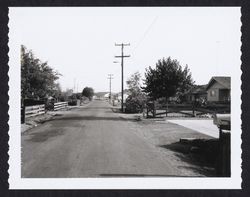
[210,90,216,97]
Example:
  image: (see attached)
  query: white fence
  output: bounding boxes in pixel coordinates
[25,104,45,118]
[54,102,68,111]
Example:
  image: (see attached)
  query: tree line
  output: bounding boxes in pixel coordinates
[21,45,94,106]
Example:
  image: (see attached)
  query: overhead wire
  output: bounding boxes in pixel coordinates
[131,16,159,56]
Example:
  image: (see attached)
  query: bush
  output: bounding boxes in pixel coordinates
[125,95,146,113]
[68,99,77,106]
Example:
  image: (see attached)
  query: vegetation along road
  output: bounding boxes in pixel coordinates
[22,100,214,178]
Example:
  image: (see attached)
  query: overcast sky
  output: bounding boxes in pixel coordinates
[10,7,241,93]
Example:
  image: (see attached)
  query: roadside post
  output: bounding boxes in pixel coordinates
[21,106,25,124]
[218,127,231,177]
[214,114,231,177]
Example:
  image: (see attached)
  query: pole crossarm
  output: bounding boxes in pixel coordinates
[115,43,130,46]
[115,55,130,58]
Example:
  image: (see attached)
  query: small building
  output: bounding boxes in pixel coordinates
[116,90,129,103]
[104,93,110,99]
[206,76,231,102]
[116,93,129,102]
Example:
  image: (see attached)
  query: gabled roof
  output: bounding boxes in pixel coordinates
[183,85,207,95]
[206,76,231,90]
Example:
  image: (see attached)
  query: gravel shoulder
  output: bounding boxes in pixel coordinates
[110,107,217,176]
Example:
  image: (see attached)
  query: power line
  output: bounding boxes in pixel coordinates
[133,16,158,54]
[115,43,130,112]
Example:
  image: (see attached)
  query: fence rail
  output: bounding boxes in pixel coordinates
[54,102,68,111]
[25,104,45,118]
[146,103,230,118]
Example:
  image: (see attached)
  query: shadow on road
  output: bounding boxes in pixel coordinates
[50,116,128,122]
[82,107,111,110]
[159,141,217,177]
[26,129,65,142]
[99,174,193,177]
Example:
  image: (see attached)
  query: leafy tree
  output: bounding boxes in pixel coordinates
[65,88,74,97]
[53,83,62,101]
[143,57,194,101]
[127,71,142,97]
[75,93,82,100]
[82,87,94,100]
[125,72,147,113]
[21,45,61,100]
[59,88,73,102]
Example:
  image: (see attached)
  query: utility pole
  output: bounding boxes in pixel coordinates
[115,43,130,112]
[73,78,76,93]
[107,74,114,103]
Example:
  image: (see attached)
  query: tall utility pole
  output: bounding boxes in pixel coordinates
[73,78,76,93]
[115,43,130,112]
[107,74,114,103]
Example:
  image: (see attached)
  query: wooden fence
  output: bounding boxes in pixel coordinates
[146,102,230,118]
[25,104,45,118]
[54,102,68,111]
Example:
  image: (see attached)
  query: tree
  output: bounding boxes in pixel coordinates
[127,71,142,97]
[53,83,62,101]
[59,88,72,101]
[125,72,147,113]
[82,87,94,100]
[21,45,61,100]
[143,57,194,101]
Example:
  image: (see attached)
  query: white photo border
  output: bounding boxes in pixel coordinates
[8,7,242,189]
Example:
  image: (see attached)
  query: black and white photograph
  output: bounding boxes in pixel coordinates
[7,7,241,189]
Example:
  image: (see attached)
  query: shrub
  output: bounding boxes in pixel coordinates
[68,99,77,106]
[125,94,146,113]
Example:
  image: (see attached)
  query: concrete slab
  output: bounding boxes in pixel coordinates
[167,119,219,138]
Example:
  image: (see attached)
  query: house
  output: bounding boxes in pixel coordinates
[184,85,207,103]
[206,76,231,102]
[104,93,110,99]
[116,90,129,102]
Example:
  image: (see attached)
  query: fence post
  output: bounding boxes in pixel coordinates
[192,103,195,117]
[21,107,25,124]
[166,102,168,117]
[153,101,156,118]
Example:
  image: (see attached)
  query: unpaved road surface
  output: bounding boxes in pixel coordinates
[22,100,213,178]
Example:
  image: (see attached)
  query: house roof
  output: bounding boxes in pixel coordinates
[206,76,231,90]
[184,85,207,95]
[191,85,207,94]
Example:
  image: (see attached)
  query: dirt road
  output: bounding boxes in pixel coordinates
[22,100,213,178]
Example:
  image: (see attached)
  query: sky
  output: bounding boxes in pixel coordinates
[10,7,241,93]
